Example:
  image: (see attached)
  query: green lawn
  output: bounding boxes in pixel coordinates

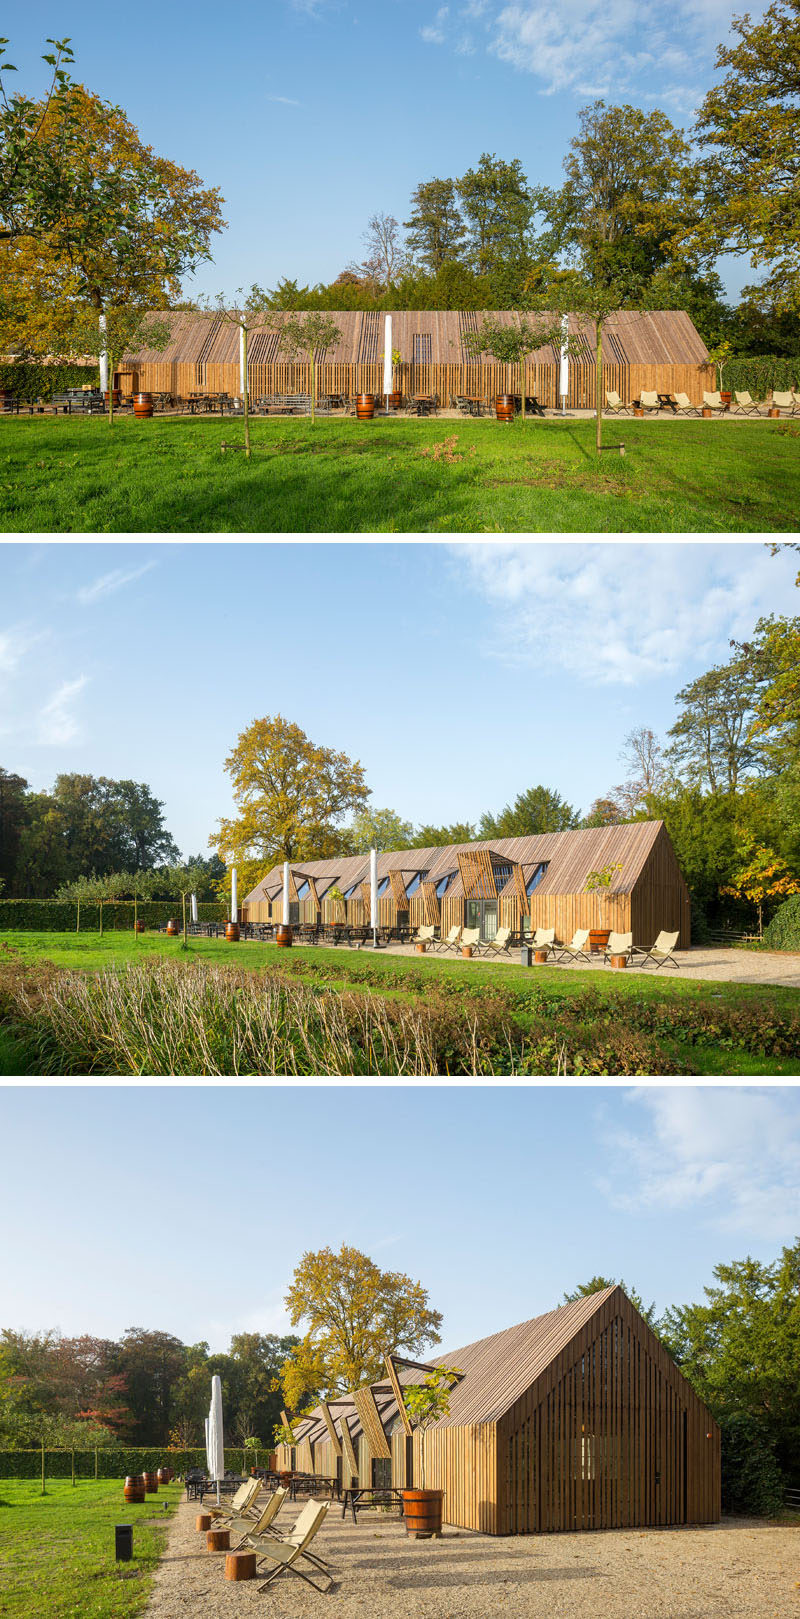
[0,1479,179,1619]
[2,414,799,531]
[1,930,798,1076]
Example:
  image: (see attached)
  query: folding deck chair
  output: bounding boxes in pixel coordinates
[602,930,634,964]
[460,926,482,955]
[231,1486,288,1545]
[531,927,556,957]
[772,391,800,416]
[631,930,680,969]
[702,391,726,414]
[485,925,513,954]
[605,390,632,415]
[251,1498,334,1593]
[433,924,462,953]
[207,1476,261,1521]
[673,392,701,417]
[554,928,592,965]
[731,391,761,416]
[410,923,436,948]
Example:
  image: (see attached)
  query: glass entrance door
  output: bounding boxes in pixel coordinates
[465,899,498,941]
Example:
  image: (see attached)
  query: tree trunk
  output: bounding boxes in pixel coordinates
[99,900,103,937]
[76,899,80,934]
[311,351,316,425]
[595,319,603,454]
[520,360,526,421]
[182,890,188,947]
[242,324,251,461]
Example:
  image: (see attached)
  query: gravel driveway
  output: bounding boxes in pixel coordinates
[144,1498,799,1619]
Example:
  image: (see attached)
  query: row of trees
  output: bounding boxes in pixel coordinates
[6,1237,796,1513]
[0,1326,298,1451]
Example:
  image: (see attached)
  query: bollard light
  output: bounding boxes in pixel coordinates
[520,945,532,968]
[115,1524,133,1561]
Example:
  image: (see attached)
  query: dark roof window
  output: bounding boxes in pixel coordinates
[526,862,549,895]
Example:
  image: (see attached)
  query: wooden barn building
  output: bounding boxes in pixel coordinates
[241,821,692,948]
[123,309,712,407]
[275,1287,721,1534]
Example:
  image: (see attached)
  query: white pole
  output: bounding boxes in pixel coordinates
[383,314,392,413]
[230,867,237,923]
[239,325,246,400]
[370,847,378,948]
[98,312,109,394]
[559,313,569,415]
[283,861,290,926]
[191,892,198,924]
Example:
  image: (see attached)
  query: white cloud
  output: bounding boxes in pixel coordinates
[37,676,89,746]
[421,5,450,43]
[266,94,302,106]
[0,624,47,676]
[596,1089,800,1242]
[451,542,789,686]
[76,562,156,606]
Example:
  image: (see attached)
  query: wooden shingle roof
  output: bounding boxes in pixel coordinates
[125,310,708,367]
[243,821,665,907]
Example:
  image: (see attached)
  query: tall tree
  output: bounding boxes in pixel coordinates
[666,656,768,793]
[691,0,800,311]
[113,1329,187,1446]
[281,1244,442,1410]
[351,211,406,289]
[346,806,414,854]
[212,714,370,873]
[0,36,75,243]
[0,767,29,891]
[479,784,580,839]
[404,178,466,273]
[462,315,548,419]
[409,821,477,848]
[563,1276,659,1329]
[271,311,343,425]
[457,153,533,278]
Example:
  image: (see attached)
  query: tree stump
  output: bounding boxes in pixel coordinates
[206,1527,231,1552]
[196,1513,212,1531]
[225,1550,257,1581]
[534,949,549,965]
[610,954,628,969]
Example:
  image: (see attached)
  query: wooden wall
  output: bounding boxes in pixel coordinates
[128,357,715,407]
[496,1292,719,1534]
[630,824,692,949]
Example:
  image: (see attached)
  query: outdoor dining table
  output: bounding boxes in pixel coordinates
[465,396,483,416]
[341,1486,404,1522]
[412,396,434,415]
[289,1474,339,1500]
[513,394,546,416]
[657,392,678,412]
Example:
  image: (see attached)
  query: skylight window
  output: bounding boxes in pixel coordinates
[344,882,360,899]
[378,877,390,896]
[296,881,309,900]
[405,872,426,897]
[435,873,453,897]
[526,862,549,895]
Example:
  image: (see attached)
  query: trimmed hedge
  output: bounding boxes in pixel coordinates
[763,894,800,952]
[0,361,99,402]
[0,899,226,932]
[0,1447,257,1478]
[722,355,800,398]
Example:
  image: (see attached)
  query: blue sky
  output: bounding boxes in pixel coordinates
[2,1085,798,1350]
[11,0,766,301]
[1,541,795,858]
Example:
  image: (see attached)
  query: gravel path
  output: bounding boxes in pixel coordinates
[381,943,800,989]
[145,1498,800,1619]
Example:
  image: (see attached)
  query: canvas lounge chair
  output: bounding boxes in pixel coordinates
[433,924,462,953]
[673,392,701,417]
[772,391,800,416]
[485,925,513,954]
[702,391,726,414]
[602,930,634,964]
[554,928,592,965]
[460,926,482,955]
[605,390,632,415]
[207,1477,261,1520]
[637,390,661,414]
[411,923,436,948]
[631,930,680,970]
[232,1487,288,1545]
[252,1498,334,1593]
[731,391,761,416]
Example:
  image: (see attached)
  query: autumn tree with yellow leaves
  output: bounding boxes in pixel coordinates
[281,1244,442,1412]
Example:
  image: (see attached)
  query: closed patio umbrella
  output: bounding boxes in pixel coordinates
[370,846,378,948]
[383,314,393,413]
[191,892,198,924]
[283,860,290,925]
[230,866,237,923]
[207,1374,225,1505]
[559,314,569,414]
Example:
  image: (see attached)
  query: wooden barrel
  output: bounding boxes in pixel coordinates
[104,389,121,409]
[133,392,153,419]
[225,1550,257,1581]
[402,1489,444,1539]
[389,391,402,410]
[276,924,293,948]
[225,921,240,941]
[157,1467,170,1485]
[206,1527,231,1553]
[143,1471,158,1493]
[356,393,375,420]
[495,394,515,423]
[134,919,145,934]
[166,919,179,937]
[124,1475,146,1504]
[588,929,610,954]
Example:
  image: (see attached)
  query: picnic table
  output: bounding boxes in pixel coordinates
[513,395,546,416]
[341,1486,404,1522]
[289,1474,339,1501]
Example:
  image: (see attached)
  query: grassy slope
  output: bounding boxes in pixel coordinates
[2,415,799,532]
[2,930,798,1076]
[0,1479,179,1619]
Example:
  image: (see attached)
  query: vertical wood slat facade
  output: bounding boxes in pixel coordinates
[272,1290,719,1536]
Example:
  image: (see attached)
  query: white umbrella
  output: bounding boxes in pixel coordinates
[559,314,569,414]
[191,892,198,924]
[370,847,378,947]
[283,860,290,926]
[230,866,237,923]
[207,1374,225,1505]
[383,314,393,412]
[239,325,246,400]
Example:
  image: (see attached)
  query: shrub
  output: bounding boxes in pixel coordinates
[0,361,99,402]
[723,355,800,398]
[718,1412,785,1517]
[0,1446,253,1478]
[0,900,225,931]
[763,894,800,952]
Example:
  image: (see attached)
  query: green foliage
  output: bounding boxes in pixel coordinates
[346,807,415,855]
[0,361,98,399]
[562,1277,659,1328]
[0,899,223,930]
[722,356,800,396]
[763,892,800,949]
[0,1447,214,1477]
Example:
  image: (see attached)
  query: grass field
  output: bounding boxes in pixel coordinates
[3,415,800,532]
[0,1479,180,1619]
[1,931,798,1076]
